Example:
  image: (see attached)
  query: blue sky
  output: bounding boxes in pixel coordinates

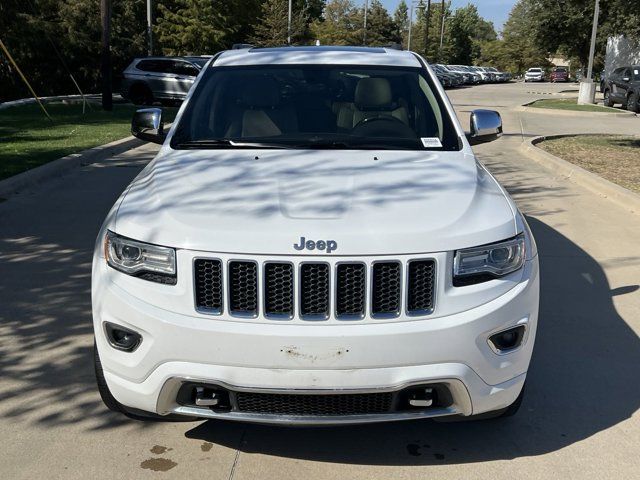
[380,0,516,32]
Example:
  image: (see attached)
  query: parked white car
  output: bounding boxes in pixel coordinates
[525,68,545,82]
[93,46,539,424]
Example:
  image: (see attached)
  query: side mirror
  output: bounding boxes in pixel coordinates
[132,108,166,145]
[467,109,503,146]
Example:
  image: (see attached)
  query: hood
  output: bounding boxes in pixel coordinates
[114,149,516,256]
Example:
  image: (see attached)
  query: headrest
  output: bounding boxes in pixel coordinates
[241,76,280,108]
[355,78,392,108]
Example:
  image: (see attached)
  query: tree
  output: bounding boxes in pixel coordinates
[155,0,235,55]
[250,0,309,46]
[446,5,496,65]
[365,0,398,46]
[411,1,454,60]
[393,0,409,48]
[310,0,361,45]
[476,0,550,74]
[528,0,640,70]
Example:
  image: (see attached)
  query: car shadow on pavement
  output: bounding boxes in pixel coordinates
[185,217,640,465]
[0,150,156,432]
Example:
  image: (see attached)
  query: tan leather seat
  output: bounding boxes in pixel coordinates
[336,78,409,131]
[225,77,297,137]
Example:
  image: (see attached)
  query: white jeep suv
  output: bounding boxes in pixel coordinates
[93,46,539,424]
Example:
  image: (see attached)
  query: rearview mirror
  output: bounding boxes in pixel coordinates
[467,109,502,146]
[622,77,630,82]
[132,108,166,145]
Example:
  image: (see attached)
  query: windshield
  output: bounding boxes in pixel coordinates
[172,65,461,151]
[529,69,542,73]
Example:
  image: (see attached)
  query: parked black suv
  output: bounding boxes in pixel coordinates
[603,65,640,113]
[120,56,211,106]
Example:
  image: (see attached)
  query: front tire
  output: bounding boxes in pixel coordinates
[603,90,613,107]
[94,341,194,422]
[627,92,639,113]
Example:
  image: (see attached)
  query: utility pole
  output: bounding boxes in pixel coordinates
[100,0,112,111]
[423,0,431,58]
[438,0,447,61]
[287,0,292,45]
[407,1,425,51]
[578,0,600,104]
[147,0,153,56]
[363,0,369,46]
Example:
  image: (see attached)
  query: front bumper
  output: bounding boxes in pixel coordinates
[93,258,539,424]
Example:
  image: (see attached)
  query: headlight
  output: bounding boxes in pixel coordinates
[104,230,176,285]
[453,234,525,286]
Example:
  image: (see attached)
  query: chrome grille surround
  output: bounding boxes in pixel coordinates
[263,261,294,319]
[299,262,331,320]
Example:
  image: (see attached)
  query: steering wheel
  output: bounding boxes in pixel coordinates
[351,115,416,138]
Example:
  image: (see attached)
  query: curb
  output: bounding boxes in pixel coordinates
[0,136,144,198]
[519,135,640,215]
[516,100,636,118]
[0,94,124,111]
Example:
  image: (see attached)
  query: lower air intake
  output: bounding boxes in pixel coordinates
[236,391,394,416]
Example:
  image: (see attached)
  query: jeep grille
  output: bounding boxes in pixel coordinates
[194,258,436,321]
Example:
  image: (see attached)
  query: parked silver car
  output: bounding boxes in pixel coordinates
[120,56,211,106]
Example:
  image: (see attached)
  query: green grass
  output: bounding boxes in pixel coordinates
[539,135,640,194]
[0,102,169,181]
[529,98,620,113]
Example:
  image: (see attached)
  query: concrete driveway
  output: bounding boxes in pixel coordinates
[1,82,639,479]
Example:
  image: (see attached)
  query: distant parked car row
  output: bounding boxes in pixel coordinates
[432,64,512,88]
[524,66,571,83]
[120,56,212,106]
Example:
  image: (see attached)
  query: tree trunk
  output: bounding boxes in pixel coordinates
[101,0,112,111]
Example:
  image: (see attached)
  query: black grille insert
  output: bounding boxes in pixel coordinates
[228,261,258,316]
[407,260,436,314]
[300,263,330,318]
[336,263,366,318]
[264,263,294,317]
[371,262,402,317]
[236,391,393,416]
[194,259,223,313]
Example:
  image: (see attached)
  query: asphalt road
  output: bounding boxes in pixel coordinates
[1,82,639,479]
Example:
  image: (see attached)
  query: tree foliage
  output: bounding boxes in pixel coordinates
[445,5,496,65]
[249,0,309,46]
[365,0,399,46]
[393,0,409,49]
[476,0,550,74]
[521,0,640,70]
[310,0,362,45]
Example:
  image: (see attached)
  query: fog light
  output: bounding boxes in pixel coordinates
[489,325,526,353]
[105,322,142,352]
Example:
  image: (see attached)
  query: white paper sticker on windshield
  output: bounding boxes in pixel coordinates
[421,137,443,148]
[635,69,639,75]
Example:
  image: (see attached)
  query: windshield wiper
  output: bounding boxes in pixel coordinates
[294,137,417,150]
[173,139,285,149]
